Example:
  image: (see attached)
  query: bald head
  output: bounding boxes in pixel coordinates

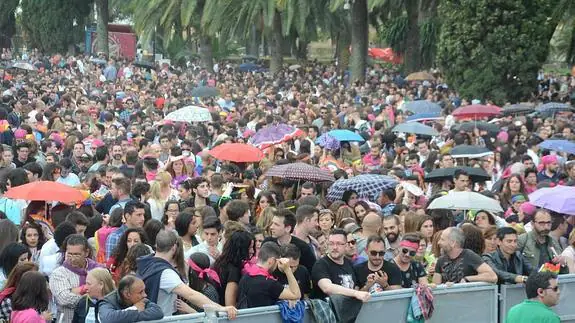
[362,212,382,233]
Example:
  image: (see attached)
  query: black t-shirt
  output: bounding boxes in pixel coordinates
[217,264,241,305]
[275,265,311,299]
[263,236,317,273]
[237,275,284,308]
[353,260,402,290]
[391,259,427,288]
[311,256,358,299]
[435,249,484,283]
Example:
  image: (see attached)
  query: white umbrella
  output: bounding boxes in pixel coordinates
[164,105,212,123]
[427,191,503,213]
[400,181,424,197]
[11,62,36,71]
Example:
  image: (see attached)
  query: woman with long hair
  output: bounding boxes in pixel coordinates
[461,223,486,256]
[184,252,220,312]
[148,172,174,221]
[161,200,181,231]
[417,215,435,252]
[165,156,189,189]
[318,209,335,237]
[213,231,255,307]
[175,208,201,257]
[0,243,30,289]
[252,191,276,223]
[107,228,149,283]
[0,219,18,255]
[41,162,62,181]
[19,222,46,263]
[499,174,527,210]
[353,200,371,225]
[72,268,115,323]
[0,261,38,321]
[118,243,152,277]
[255,206,276,236]
[10,271,51,323]
[23,200,54,240]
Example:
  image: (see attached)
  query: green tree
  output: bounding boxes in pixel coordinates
[331,0,368,82]
[96,0,109,57]
[21,0,92,54]
[437,0,559,104]
[0,0,19,49]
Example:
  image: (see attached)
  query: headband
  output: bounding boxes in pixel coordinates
[399,240,419,250]
[187,259,221,286]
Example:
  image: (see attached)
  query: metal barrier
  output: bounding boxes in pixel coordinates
[148,275,573,322]
[500,274,575,323]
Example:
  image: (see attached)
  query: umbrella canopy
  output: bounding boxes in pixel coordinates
[452,104,501,119]
[239,63,260,72]
[392,123,439,136]
[327,174,397,202]
[427,191,503,213]
[133,61,155,70]
[191,86,220,98]
[11,62,36,71]
[164,106,212,123]
[536,102,573,113]
[208,143,264,163]
[288,64,301,71]
[327,129,365,143]
[4,181,85,203]
[368,47,402,64]
[405,101,442,114]
[315,133,341,151]
[450,145,493,159]
[529,185,575,215]
[89,58,106,66]
[538,140,575,155]
[250,124,302,148]
[265,163,335,183]
[405,71,435,81]
[425,167,491,183]
[405,112,443,123]
[502,104,534,116]
[451,121,500,136]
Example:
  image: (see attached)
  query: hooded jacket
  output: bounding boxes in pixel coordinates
[97,290,163,323]
[136,255,177,303]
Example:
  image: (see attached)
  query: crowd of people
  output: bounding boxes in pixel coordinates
[0,52,572,323]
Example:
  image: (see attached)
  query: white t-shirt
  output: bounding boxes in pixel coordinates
[56,173,81,187]
[157,269,184,316]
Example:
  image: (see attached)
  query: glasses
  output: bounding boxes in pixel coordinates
[369,250,385,257]
[401,248,417,257]
[545,286,559,292]
[347,240,356,246]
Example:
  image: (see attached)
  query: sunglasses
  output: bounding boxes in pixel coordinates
[346,240,356,246]
[545,286,559,292]
[401,248,417,257]
[369,250,385,257]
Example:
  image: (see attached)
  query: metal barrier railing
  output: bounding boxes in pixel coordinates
[147,274,575,323]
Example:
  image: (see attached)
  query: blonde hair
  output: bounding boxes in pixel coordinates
[335,206,355,227]
[256,206,277,236]
[155,171,172,187]
[88,268,115,296]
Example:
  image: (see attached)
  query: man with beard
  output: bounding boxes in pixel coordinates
[354,236,402,293]
[432,227,497,284]
[382,215,402,261]
[311,228,370,302]
[110,144,124,167]
[537,155,561,183]
[518,209,565,269]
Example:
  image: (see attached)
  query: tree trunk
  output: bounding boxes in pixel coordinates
[404,0,421,73]
[336,30,351,75]
[295,38,308,63]
[418,0,438,69]
[96,0,109,58]
[199,35,214,72]
[350,0,368,83]
[270,10,283,75]
[247,25,260,57]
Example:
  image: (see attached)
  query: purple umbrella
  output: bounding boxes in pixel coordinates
[315,133,341,150]
[249,124,301,148]
[528,185,575,215]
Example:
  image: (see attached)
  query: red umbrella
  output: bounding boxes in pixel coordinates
[452,104,501,119]
[4,181,85,203]
[208,143,264,163]
[368,47,403,64]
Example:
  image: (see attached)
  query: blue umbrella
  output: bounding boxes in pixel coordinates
[327,174,398,202]
[327,129,365,143]
[539,140,575,155]
[405,100,442,114]
[239,63,260,72]
[392,123,439,136]
[536,102,572,113]
[315,133,341,150]
[405,112,442,123]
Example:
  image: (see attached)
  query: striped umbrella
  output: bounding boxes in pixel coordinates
[265,163,335,183]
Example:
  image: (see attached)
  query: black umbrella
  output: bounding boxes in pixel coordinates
[451,122,499,136]
[425,167,490,183]
[450,145,493,159]
[502,104,534,116]
[191,86,220,98]
[133,61,155,70]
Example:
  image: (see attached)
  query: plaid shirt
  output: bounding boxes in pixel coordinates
[0,297,12,321]
[105,224,127,261]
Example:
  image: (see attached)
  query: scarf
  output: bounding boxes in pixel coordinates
[145,170,158,182]
[242,262,276,280]
[0,287,15,303]
[62,258,102,285]
[187,259,221,286]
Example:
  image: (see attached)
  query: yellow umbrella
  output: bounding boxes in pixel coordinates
[405,71,435,81]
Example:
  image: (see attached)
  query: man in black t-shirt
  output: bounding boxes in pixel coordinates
[311,228,370,302]
[433,227,498,284]
[275,244,311,299]
[238,242,301,308]
[354,235,402,292]
[265,208,317,273]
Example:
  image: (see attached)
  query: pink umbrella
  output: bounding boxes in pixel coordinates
[452,104,501,119]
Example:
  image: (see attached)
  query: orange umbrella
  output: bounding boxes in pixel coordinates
[4,181,85,203]
[208,143,264,163]
[368,47,403,64]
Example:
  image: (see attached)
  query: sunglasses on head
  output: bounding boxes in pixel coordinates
[369,250,385,257]
[401,248,417,257]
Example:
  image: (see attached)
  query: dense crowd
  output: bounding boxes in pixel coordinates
[0,53,573,323]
